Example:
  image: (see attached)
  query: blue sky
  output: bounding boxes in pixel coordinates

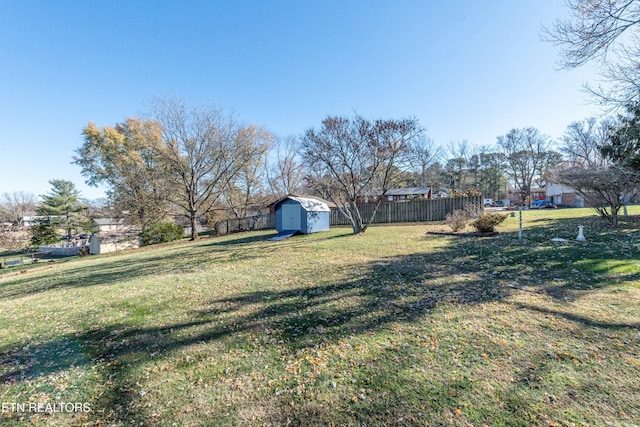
[0,0,601,200]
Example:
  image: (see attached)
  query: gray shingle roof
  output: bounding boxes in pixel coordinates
[93,218,124,226]
[385,187,431,196]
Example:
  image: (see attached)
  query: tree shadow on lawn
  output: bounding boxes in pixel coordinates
[205,233,279,247]
[204,229,354,248]
[0,250,500,424]
[514,302,639,330]
[451,216,640,301]
[0,230,355,300]
[0,243,276,300]
[2,234,639,424]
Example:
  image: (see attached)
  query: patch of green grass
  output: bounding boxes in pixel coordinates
[0,209,639,426]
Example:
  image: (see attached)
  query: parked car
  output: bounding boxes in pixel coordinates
[531,200,557,209]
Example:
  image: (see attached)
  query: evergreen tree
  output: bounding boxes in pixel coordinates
[30,218,60,246]
[38,179,87,239]
[602,105,640,170]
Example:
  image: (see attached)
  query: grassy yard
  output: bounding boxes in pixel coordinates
[0,208,639,426]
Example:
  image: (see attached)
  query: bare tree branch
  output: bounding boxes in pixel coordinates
[302,115,422,234]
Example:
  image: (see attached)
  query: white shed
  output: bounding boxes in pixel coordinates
[89,233,140,255]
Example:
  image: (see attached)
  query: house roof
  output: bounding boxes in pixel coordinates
[273,195,332,212]
[385,187,431,196]
[93,218,125,226]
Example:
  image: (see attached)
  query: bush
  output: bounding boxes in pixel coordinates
[140,222,184,246]
[470,212,508,233]
[463,203,482,219]
[445,209,468,232]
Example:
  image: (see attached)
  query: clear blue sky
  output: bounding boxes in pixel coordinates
[0,0,601,201]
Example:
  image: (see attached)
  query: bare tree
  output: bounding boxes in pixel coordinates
[561,117,611,167]
[543,0,640,107]
[551,165,640,226]
[151,97,271,240]
[302,115,422,234]
[443,140,476,192]
[265,135,306,197]
[0,229,31,251]
[223,136,273,219]
[0,205,8,223]
[0,191,37,226]
[406,135,441,187]
[497,127,559,206]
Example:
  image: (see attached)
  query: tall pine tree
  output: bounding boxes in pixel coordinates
[38,179,87,239]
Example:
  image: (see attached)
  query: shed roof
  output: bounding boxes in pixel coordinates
[274,195,331,212]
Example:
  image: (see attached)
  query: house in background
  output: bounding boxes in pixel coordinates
[22,215,64,228]
[93,218,127,233]
[546,182,584,207]
[359,187,432,204]
[529,187,546,202]
[508,187,548,206]
[386,187,432,201]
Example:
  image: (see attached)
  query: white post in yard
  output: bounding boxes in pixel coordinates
[518,206,522,240]
[576,225,586,242]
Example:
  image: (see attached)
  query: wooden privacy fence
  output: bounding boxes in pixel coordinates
[329,196,483,226]
[215,196,482,235]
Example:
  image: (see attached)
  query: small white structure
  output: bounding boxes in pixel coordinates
[576,226,586,242]
[89,233,140,255]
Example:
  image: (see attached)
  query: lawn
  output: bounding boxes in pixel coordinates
[1,208,639,426]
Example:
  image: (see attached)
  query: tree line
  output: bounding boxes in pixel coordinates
[5,1,640,239]
[1,107,638,243]
[72,100,559,237]
[71,99,638,236]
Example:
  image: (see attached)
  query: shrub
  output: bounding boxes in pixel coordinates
[445,209,468,232]
[140,222,184,246]
[470,212,508,233]
[463,203,482,219]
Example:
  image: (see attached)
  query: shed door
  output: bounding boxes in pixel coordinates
[281,204,301,230]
